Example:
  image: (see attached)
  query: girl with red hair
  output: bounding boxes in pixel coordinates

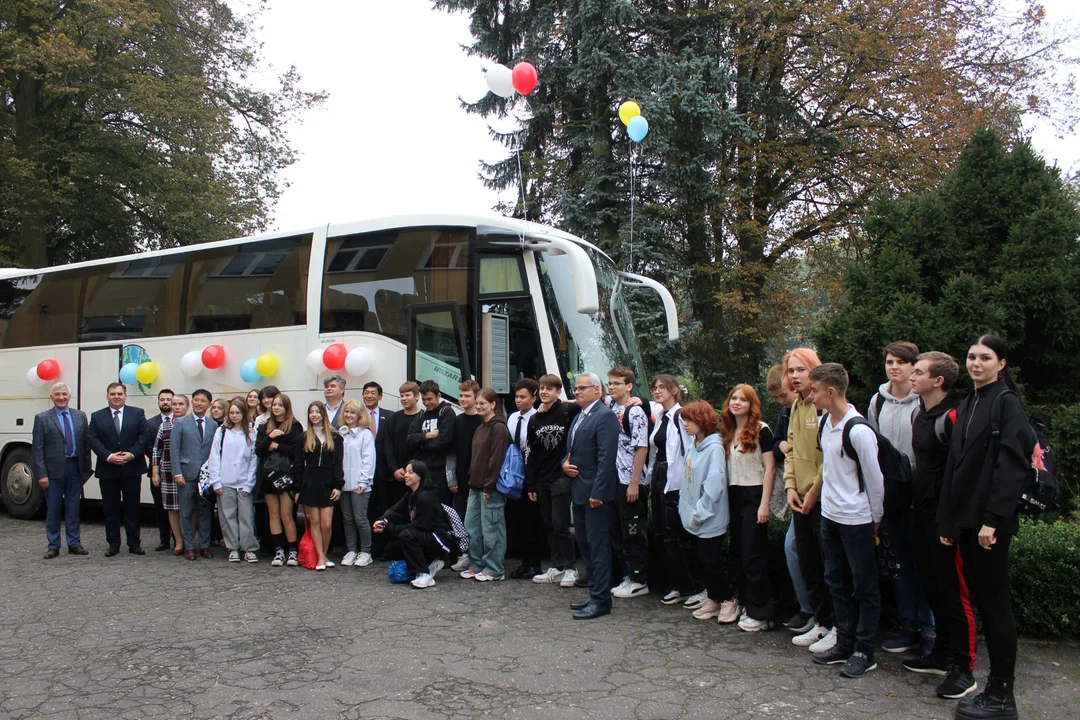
[720,385,776,631]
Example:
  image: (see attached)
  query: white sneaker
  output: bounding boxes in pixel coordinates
[451,555,471,572]
[792,624,829,647]
[808,626,838,653]
[738,616,772,633]
[324,560,335,568]
[692,599,723,619]
[355,552,373,567]
[683,591,708,610]
[475,571,504,582]
[428,559,445,577]
[411,573,436,589]
[717,600,742,624]
[559,568,579,588]
[341,551,358,567]
[612,581,649,599]
[460,568,480,579]
[532,567,565,584]
[228,550,240,563]
[610,577,631,595]
[244,551,259,563]
[661,590,686,605]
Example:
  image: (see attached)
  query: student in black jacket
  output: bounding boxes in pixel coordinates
[938,336,1034,720]
[256,394,305,567]
[374,460,452,589]
[407,380,456,504]
[295,401,344,571]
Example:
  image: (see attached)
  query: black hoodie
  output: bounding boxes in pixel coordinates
[937,378,1034,538]
[910,392,961,515]
[524,399,581,493]
[407,401,456,471]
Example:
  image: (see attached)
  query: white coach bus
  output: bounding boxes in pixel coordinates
[0,214,678,518]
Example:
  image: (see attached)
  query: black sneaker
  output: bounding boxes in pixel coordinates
[903,653,949,676]
[955,676,1016,719]
[812,645,853,665]
[784,611,815,634]
[839,651,877,678]
[938,666,979,700]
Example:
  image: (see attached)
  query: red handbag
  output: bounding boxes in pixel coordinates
[297,530,318,570]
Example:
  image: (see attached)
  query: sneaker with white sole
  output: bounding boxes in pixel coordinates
[355,552,373,567]
[460,568,480,579]
[559,568,579,588]
[612,581,649,599]
[411,572,436,589]
[661,590,686,605]
[792,624,829,647]
[475,571,504,582]
[428,559,445,577]
[692,599,723,619]
[451,556,471,572]
[839,651,877,678]
[228,550,241,563]
[341,551,357,567]
[717,599,742,624]
[610,577,631,595]
[244,551,259,563]
[286,549,299,566]
[808,627,838,654]
[533,567,565,584]
[738,616,772,632]
[271,548,285,567]
[683,591,708,610]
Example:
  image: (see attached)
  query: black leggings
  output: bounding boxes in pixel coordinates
[959,528,1016,680]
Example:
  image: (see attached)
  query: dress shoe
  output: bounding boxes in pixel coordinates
[200,548,213,559]
[173,547,185,556]
[105,546,120,557]
[68,546,88,556]
[570,599,591,610]
[185,551,196,561]
[574,576,589,588]
[129,546,146,555]
[573,603,612,620]
[154,543,171,552]
[44,548,60,559]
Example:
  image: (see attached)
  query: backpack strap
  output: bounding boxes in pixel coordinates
[841,417,871,495]
[935,409,956,445]
[988,390,1015,469]
[673,409,684,457]
[816,412,829,452]
[871,393,885,429]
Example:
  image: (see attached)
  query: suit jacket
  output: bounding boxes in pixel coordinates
[169,413,220,480]
[33,407,92,480]
[327,401,347,431]
[564,401,620,505]
[367,405,394,478]
[144,414,170,465]
[88,405,150,479]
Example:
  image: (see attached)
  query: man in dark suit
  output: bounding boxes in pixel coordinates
[33,382,93,559]
[363,381,397,557]
[170,389,219,560]
[563,371,621,620]
[144,388,175,551]
[324,375,348,429]
[88,382,150,556]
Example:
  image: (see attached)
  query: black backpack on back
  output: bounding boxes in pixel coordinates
[818,414,913,518]
[620,403,655,442]
[989,390,1058,515]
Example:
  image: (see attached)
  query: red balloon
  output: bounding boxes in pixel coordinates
[323,343,348,371]
[512,62,538,95]
[36,359,61,381]
[202,344,226,369]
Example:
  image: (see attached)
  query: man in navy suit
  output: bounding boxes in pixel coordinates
[88,382,150,556]
[33,382,92,559]
[563,371,621,620]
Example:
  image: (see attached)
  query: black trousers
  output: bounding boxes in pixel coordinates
[913,510,977,670]
[821,518,880,657]
[792,502,834,628]
[697,534,731,602]
[385,527,449,576]
[429,467,452,506]
[101,475,142,549]
[149,480,172,546]
[959,528,1016,680]
[610,488,648,584]
[660,488,701,595]
[573,501,613,607]
[507,493,546,566]
[536,477,575,570]
[729,485,774,620]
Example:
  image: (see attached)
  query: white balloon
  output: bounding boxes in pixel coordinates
[305,347,328,375]
[180,350,203,378]
[344,347,373,377]
[26,366,45,388]
[485,64,515,98]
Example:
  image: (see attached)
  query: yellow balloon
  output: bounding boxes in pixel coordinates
[256,353,279,377]
[619,101,641,126]
[135,361,158,384]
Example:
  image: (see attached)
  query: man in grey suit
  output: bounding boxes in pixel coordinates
[563,371,621,620]
[170,388,219,559]
[33,382,92,559]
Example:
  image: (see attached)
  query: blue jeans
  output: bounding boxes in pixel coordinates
[45,459,83,550]
[882,511,936,638]
[178,481,213,551]
[821,517,881,657]
[465,489,506,577]
[786,515,813,616]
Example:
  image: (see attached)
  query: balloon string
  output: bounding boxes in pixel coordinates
[516,95,529,248]
[629,138,635,270]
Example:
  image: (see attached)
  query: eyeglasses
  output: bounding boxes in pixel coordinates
[573,385,594,393]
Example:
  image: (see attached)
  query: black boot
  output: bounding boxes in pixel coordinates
[955,675,1017,720]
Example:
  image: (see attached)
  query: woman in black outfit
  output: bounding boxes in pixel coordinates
[373,460,453,589]
[256,394,305,567]
[938,335,1033,720]
[295,400,344,571]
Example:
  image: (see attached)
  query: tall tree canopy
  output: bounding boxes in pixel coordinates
[436,0,1074,399]
[0,0,324,268]
[815,129,1080,408]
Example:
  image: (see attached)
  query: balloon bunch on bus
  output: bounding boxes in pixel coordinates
[25,358,61,387]
[306,344,373,377]
[484,61,539,98]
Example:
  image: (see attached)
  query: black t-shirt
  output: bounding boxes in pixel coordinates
[454,413,484,488]
[653,413,668,465]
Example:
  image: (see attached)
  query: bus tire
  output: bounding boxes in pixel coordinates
[1,447,46,519]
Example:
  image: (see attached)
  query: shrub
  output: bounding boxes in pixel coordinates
[1046,403,1080,516]
[1010,518,1080,638]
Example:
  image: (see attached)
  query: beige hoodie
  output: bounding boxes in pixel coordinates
[783,395,823,497]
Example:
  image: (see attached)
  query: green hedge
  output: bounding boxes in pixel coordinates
[1046,403,1080,516]
[1010,518,1080,638]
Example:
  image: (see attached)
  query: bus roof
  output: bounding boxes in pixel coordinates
[0,213,614,277]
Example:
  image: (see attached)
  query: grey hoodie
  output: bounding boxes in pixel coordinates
[867,381,919,468]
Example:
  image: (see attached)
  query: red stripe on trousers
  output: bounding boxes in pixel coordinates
[954,545,978,671]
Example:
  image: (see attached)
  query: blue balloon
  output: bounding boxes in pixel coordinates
[119,362,139,385]
[627,115,649,143]
[240,359,261,384]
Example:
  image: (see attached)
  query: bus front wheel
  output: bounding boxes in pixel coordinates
[1,447,45,519]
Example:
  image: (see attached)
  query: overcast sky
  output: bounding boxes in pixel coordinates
[244,0,1079,233]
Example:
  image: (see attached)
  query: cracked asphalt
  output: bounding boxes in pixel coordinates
[2,512,1078,720]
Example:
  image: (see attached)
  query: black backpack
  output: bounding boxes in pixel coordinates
[620,403,655,442]
[989,391,1058,515]
[818,414,913,518]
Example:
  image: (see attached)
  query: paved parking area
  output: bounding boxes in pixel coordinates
[1,513,1077,720]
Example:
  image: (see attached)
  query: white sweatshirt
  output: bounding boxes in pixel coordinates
[820,405,885,525]
[340,426,376,492]
[207,427,257,493]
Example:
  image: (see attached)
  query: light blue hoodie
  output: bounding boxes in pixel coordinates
[679,433,729,539]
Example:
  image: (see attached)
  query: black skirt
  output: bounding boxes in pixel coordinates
[298,466,336,508]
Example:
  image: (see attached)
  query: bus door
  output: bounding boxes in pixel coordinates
[405,301,471,401]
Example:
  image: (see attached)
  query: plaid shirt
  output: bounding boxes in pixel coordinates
[152,417,175,478]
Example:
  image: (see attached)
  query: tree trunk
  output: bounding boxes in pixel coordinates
[14,12,47,269]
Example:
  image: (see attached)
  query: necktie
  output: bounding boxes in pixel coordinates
[370,410,377,438]
[63,411,75,457]
[569,412,584,449]
[197,417,204,440]
[515,415,524,450]
[113,409,121,434]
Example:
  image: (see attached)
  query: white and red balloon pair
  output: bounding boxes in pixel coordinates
[306,344,372,377]
[485,61,538,99]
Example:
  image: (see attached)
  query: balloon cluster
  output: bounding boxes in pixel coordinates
[241,354,280,384]
[119,361,158,386]
[485,61,539,98]
[26,359,61,387]
[619,101,649,143]
[177,345,226,378]
[306,344,373,377]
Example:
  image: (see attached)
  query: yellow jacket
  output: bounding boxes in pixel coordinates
[783,395,823,497]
